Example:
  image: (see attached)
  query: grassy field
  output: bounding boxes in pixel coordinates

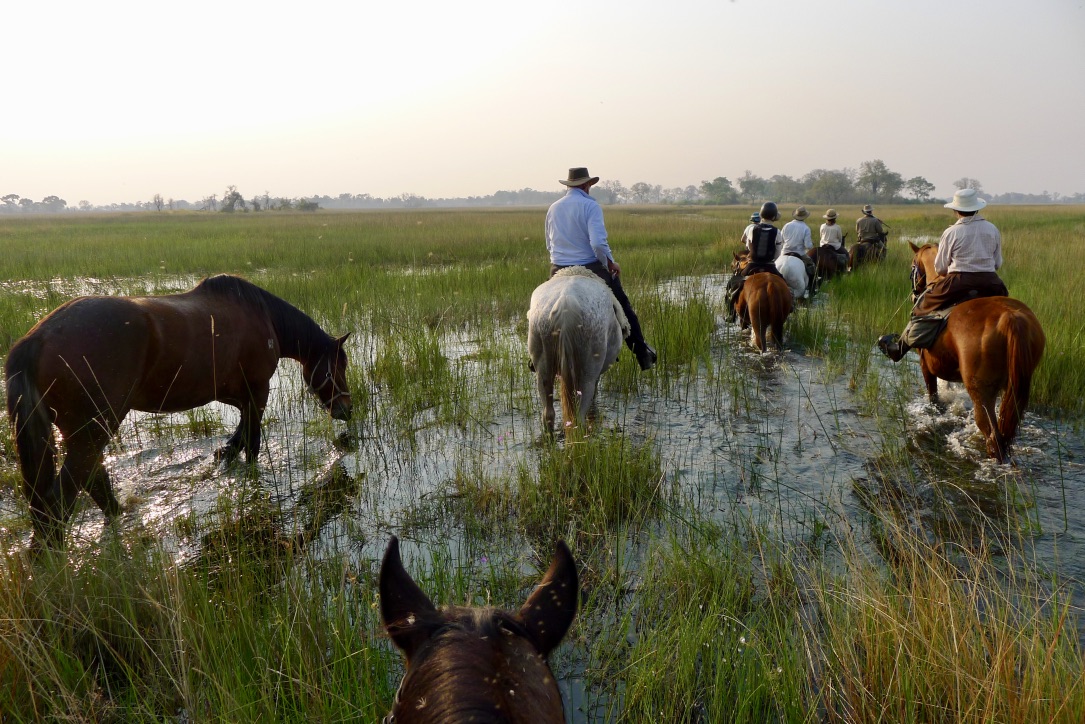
[0,206,1083,722]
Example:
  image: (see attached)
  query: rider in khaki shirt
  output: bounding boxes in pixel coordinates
[856,205,888,243]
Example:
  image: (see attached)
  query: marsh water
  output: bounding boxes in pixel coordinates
[1,272,1082,719]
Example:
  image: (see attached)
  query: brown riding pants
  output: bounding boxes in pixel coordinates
[912,272,1008,316]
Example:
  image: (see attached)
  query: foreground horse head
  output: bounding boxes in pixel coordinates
[4,274,353,547]
[736,272,793,353]
[527,268,628,435]
[908,243,1045,462]
[380,536,578,723]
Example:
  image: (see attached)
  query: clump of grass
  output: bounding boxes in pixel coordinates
[516,430,668,538]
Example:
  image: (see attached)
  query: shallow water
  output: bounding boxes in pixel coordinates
[1,271,1083,720]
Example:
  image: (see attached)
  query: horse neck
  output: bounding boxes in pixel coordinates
[267,299,330,363]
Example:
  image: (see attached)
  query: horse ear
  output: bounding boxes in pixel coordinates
[733,251,741,261]
[380,536,439,660]
[517,540,579,657]
[336,332,351,346]
[908,241,921,253]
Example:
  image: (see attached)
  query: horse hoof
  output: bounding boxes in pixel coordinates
[215,446,241,465]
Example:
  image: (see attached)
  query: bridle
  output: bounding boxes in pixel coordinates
[306,361,350,404]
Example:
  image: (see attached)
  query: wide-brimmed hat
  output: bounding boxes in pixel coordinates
[823,209,838,220]
[749,212,760,223]
[559,167,599,187]
[793,206,809,220]
[944,188,987,212]
[862,204,874,215]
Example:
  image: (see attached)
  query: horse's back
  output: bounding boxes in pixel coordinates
[529,275,622,350]
[933,296,1044,380]
[775,255,807,298]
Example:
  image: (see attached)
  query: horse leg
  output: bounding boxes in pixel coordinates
[968,384,1004,461]
[219,391,268,464]
[61,426,122,520]
[919,354,941,407]
[535,366,556,434]
[578,378,598,428]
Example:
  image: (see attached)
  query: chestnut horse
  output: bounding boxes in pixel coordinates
[909,243,1045,462]
[4,275,352,547]
[380,536,578,723]
[731,254,793,352]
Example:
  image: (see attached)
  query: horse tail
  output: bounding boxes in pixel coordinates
[4,335,57,499]
[996,310,1042,452]
[554,301,583,433]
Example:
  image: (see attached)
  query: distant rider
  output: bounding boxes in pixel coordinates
[545,167,657,370]
[878,188,1008,361]
[819,209,849,268]
[781,206,817,296]
[725,201,785,322]
[855,204,889,255]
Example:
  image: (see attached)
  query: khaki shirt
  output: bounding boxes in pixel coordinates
[856,214,886,241]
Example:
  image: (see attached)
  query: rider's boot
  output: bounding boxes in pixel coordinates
[634,342,657,371]
[877,334,910,362]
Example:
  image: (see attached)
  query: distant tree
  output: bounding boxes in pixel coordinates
[593,180,629,205]
[738,171,768,204]
[953,177,984,194]
[221,186,246,212]
[41,195,67,213]
[276,197,293,210]
[804,169,855,205]
[250,196,262,212]
[201,194,218,211]
[19,198,35,211]
[296,198,320,212]
[152,193,164,211]
[78,200,92,211]
[2,194,18,208]
[768,175,803,203]
[629,182,662,204]
[700,176,738,205]
[905,176,936,202]
[857,159,904,200]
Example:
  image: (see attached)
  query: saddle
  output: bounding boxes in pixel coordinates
[900,308,952,349]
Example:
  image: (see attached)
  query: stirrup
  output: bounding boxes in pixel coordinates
[877,334,909,362]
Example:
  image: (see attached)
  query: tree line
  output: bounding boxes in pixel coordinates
[4,159,1083,214]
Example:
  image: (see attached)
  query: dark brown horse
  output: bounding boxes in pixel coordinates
[808,233,848,281]
[380,536,578,723]
[848,238,886,272]
[4,275,352,547]
[909,243,1045,462]
[731,254,793,352]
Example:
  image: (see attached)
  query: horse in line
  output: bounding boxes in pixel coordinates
[4,274,352,548]
[848,238,886,272]
[730,255,794,353]
[808,233,848,281]
[380,535,578,723]
[527,267,628,434]
[908,242,1045,462]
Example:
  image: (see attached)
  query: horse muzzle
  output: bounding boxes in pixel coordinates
[330,398,353,421]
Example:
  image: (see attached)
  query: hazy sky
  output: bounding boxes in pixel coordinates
[4,0,1084,205]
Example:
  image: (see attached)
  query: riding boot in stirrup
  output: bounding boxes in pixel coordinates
[877,334,910,362]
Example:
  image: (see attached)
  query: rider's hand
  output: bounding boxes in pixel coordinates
[608,259,621,278]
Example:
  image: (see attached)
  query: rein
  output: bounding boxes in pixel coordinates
[306,365,350,400]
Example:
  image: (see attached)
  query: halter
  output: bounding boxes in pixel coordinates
[306,363,350,402]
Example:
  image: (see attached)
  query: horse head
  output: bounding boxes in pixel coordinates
[380,536,578,723]
[909,242,942,300]
[303,332,352,421]
[731,250,749,274]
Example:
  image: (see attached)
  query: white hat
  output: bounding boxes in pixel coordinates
[945,188,987,212]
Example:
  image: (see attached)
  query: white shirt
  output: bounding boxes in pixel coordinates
[545,188,614,267]
[934,215,1002,275]
[740,222,756,247]
[781,219,813,255]
[820,223,845,250]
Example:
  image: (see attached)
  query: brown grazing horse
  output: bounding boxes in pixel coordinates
[731,253,794,352]
[4,275,352,547]
[380,536,578,724]
[909,242,1045,462]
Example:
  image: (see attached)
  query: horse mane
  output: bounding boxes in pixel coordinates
[196,275,331,356]
[551,265,630,337]
[388,607,554,722]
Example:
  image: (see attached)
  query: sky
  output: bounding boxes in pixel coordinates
[3,0,1084,206]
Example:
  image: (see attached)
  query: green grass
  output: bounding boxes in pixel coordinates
[1,206,1083,721]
